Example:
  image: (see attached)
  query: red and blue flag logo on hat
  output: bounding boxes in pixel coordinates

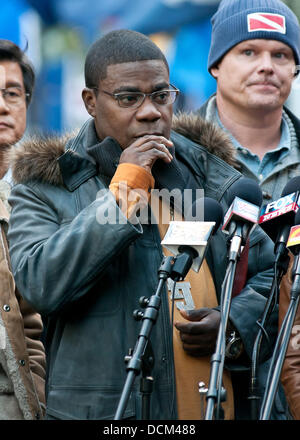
[247,12,286,34]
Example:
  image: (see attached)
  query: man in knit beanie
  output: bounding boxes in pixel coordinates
[197,0,300,420]
[198,0,300,204]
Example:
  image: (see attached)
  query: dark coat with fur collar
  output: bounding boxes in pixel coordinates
[10,112,237,188]
[7,114,278,420]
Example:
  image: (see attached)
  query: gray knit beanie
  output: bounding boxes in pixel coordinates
[208,0,300,71]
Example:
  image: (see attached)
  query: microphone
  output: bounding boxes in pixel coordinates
[259,177,300,262]
[222,178,263,262]
[161,197,223,281]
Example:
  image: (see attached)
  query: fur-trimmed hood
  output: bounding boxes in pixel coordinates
[10,113,237,186]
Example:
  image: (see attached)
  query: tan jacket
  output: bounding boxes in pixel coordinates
[0,198,45,419]
[279,254,300,420]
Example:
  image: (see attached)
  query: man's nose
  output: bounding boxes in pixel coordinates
[135,97,162,121]
[257,52,275,74]
[0,92,10,113]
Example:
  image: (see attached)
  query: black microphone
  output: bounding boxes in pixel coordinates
[162,197,223,281]
[222,178,263,262]
[259,176,300,262]
[227,177,263,207]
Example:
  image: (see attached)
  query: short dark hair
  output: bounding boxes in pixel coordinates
[84,29,169,88]
[0,39,35,107]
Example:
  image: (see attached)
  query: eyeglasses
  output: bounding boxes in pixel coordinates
[0,86,30,106]
[92,84,180,108]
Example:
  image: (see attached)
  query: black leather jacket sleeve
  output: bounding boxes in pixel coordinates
[8,182,142,316]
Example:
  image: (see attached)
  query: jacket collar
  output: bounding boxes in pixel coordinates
[284,106,300,148]
[59,119,190,194]
[197,95,214,120]
[199,93,300,144]
[58,120,99,191]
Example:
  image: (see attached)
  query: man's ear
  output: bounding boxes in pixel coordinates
[82,88,97,117]
[210,65,219,80]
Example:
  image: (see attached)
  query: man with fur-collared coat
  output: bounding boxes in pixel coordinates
[7,30,278,420]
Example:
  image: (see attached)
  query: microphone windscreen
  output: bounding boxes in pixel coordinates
[281,176,300,197]
[186,197,223,233]
[227,177,263,207]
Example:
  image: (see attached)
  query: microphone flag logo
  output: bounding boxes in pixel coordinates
[161,221,215,272]
[259,192,299,224]
[247,13,286,34]
[287,225,300,249]
[222,197,259,232]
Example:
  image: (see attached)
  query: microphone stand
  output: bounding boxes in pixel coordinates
[260,254,300,420]
[249,249,290,420]
[114,255,174,420]
[205,223,244,420]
